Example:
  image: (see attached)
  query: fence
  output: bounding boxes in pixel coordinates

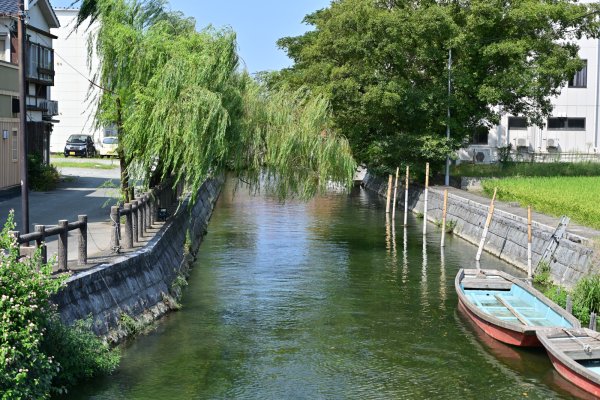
[109,181,181,253]
[11,215,87,272]
[511,151,600,163]
[9,180,181,272]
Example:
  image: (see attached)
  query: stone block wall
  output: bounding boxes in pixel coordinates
[362,172,599,288]
[52,178,223,340]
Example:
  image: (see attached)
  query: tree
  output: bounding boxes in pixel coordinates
[73,0,356,201]
[275,0,600,173]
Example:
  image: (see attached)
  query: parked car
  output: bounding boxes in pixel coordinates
[98,136,119,158]
[64,135,96,157]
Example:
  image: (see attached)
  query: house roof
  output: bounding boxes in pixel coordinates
[0,0,60,29]
[0,0,19,16]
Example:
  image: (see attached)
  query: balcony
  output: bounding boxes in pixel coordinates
[26,42,54,85]
[26,96,58,117]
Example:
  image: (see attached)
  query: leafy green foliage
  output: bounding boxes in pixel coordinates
[0,212,119,399]
[41,317,119,393]
[573,275,600,326]
[28,153,60,192]
[275,0,600,172]
[481,176,600,229]
[0,212,61,399]
[76,0,356,202]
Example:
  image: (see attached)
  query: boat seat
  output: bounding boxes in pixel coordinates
[462,279,512,290]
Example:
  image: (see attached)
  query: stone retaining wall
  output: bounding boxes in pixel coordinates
[52,178,222,341]
[362,172,599,288]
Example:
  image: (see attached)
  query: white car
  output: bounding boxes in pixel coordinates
[98,136,119,158]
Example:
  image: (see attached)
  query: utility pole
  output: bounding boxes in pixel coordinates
[444,48,452,187]
[18,0,29,234]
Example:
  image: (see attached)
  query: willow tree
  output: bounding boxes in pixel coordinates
[74,0,355,201]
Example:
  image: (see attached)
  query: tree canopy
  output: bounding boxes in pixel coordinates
[74,0,356,201]
[274,0,600,173]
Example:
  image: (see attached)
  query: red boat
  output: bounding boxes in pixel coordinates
[455,268,580,347]
[537,328,600,398]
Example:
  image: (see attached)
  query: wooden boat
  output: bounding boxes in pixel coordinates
[456,269,580,347]
[537,328,600,398]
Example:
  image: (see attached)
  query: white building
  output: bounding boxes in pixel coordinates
[50,8,106,153]
[460,36,600,164]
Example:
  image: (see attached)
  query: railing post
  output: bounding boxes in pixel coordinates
[124,203,133,249]
[34,225,47,265]
[78,215,87,266]
[144,194,150,231]
[58,220,68,272]
[110,206,120,252]
[131,200,139,243]
[137,198,144,239]
[150,192,157,225]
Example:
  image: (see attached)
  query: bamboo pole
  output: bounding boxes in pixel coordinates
[475,187,497,262]
[441,189,448,247]
[527,205,533,281]
[392,167,399,219]
[386,174,393,213]
[422,162,429,236]
[404,166,409,226]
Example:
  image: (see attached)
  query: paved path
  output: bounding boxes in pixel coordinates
[0,165,164,273]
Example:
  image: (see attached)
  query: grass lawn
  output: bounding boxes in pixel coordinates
[50,155,119,170]
[481,176,600,230]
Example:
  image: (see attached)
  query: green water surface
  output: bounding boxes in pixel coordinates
[65,181,587,399]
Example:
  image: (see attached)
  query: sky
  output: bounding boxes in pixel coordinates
[49,0,331,74]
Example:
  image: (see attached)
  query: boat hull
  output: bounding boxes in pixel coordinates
[458,299,541,347]
[548,353,600,398]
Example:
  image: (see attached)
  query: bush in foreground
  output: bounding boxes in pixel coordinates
[0,211,119,399]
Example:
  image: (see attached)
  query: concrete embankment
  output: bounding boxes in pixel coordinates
[52,178,222,342]
[363,172,600,288]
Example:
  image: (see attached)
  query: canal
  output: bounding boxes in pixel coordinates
[67,180,585,399]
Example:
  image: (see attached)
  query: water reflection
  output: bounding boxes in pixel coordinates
[402,227,408,284]
[420,239,429,312]
[440,247,447,308]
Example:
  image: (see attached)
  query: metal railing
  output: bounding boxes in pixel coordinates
[11,215,88,272]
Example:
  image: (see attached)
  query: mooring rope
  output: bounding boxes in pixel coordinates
[563,329,594,354]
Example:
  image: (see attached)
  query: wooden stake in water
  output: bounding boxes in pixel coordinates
[527,205,533,281]
[475,187,497,262]
[404,166,410,226]
[423,162,429,236]
[392,167,399,219]
[441,189,448,247]
[386,174,393,214]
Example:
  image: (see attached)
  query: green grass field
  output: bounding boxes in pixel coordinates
[481,176,600,230]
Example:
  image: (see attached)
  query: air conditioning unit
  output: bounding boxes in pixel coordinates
[473,148,492,164]
[547,138,558,149]
[516,138,528,148]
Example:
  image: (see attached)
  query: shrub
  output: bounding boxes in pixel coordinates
[0,211,119,399]
[28,152,60,192]
[0,211,62,399]
[573,275,600,326]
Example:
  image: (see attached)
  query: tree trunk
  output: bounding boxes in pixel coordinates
[116,97,131,202]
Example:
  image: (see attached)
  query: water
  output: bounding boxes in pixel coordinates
[66,180,588,399]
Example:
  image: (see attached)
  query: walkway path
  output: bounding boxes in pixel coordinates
[0,164,165,273]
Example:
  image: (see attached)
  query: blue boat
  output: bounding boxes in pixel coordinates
[456,269,579,347]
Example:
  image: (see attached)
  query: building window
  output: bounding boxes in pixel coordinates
[547,117,586,130]
[11,130,17,161]
[508,117,528,130]
[470,125,488,145]
[569,60,587,88]
[0,38,5,61]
